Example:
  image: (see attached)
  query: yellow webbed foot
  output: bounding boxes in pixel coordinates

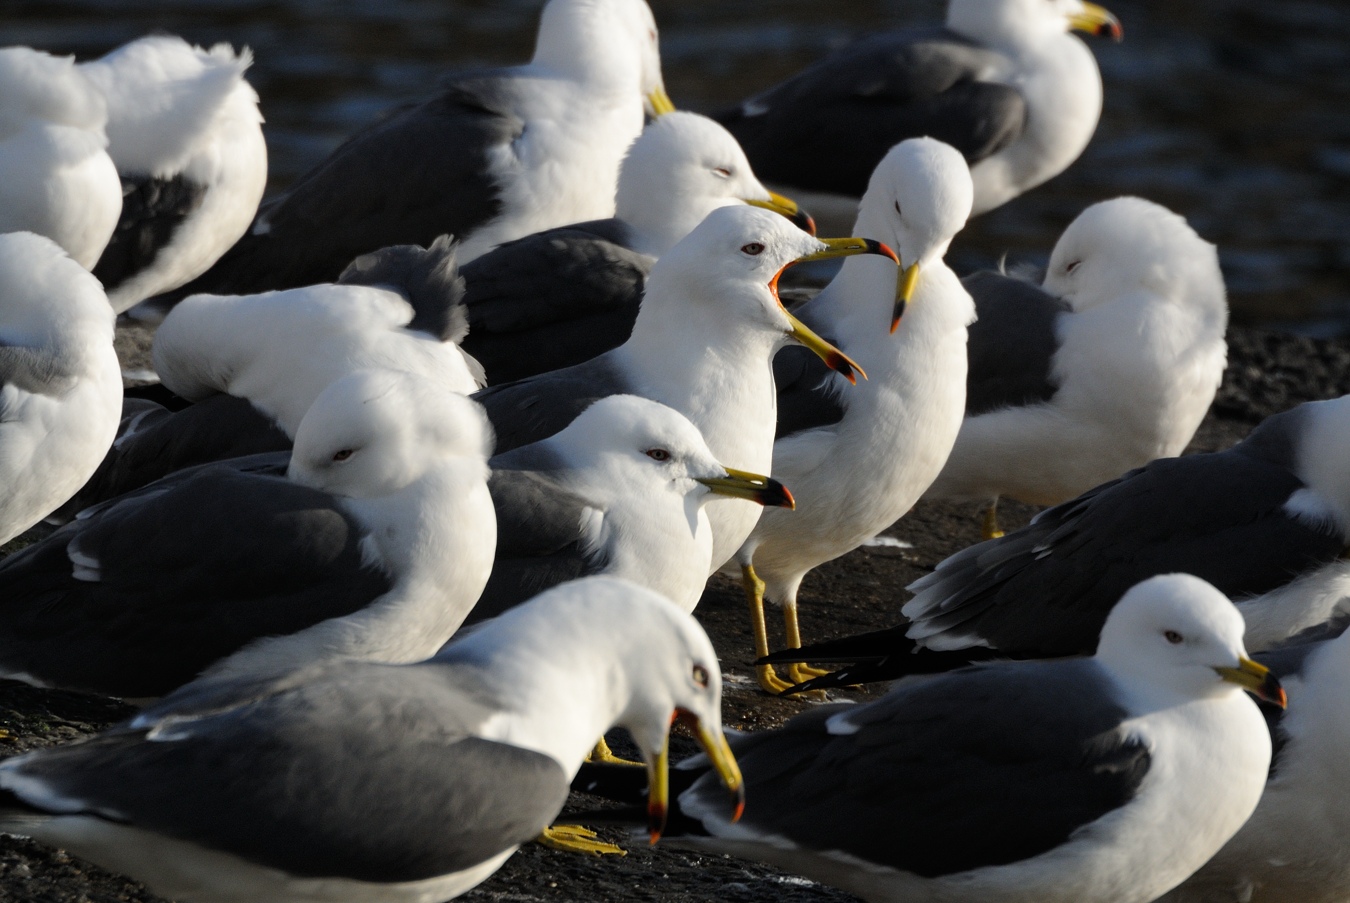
[587,737,643,767]
[537,825,627,857]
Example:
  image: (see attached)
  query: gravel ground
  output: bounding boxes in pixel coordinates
[0,323,1340,902]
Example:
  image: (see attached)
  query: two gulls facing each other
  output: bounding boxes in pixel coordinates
[0,578,744,903]
[577,574,1283,903]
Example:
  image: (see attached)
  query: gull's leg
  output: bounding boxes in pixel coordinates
[743,563,795,694]
[982,497,1005,540]
[781,597,831,682]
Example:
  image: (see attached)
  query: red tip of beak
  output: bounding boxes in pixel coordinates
[828,352,861,385]
[875,241,900,265]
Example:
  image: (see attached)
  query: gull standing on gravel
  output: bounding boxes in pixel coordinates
[735,138,975,693]
[79,35,267,314]
[715,0,1122,215]
[0,233,121,545]
[0,48,122,268]
[461,110,814,382]
[473,205,897,571]
[925,196,1228,538]
[578,574,1283,903]
[472,395,793,622]
[0,578,744,903]
[0,370,495,699]
[163,0,674,301]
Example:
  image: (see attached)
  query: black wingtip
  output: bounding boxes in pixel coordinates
[339,235,469,343]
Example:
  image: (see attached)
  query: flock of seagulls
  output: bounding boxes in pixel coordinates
[0,1,1340,902]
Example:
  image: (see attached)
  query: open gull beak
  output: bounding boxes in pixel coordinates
[1068,2,1123,41]
[891,262,921,333]
[696,468,795,509]
[746,192,818,236]
[646,711,745,843]
[647,87,677,117]
[769,237,899,384]
[1214,657,1287,708]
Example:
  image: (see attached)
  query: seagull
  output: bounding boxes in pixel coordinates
[0,48,122,268]
[925,196,1228,538]
[473,394,793,622]
[461,110,814,383]
[0,577,744,903]
[767,394,1350,690]
[0,233,121,546]
[79,35,267,314]
[472,204,897,571]
[734,138,976,694]
[714,0,1122,215]
[577,574,1284,903]
[157,0,673,302]
[1158,618,1350,903]
[0,369,496,699]
[60,236,484,517]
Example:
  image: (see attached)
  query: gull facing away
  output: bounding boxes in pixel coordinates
[472,395,793,622]
[159,0,673,301]
[769,395,1350,690]
[461,110,814,383]
[472,205,896,572]
[80,35,267,314]
[61,236,484,516]
[0,577,744,903]
[0,233,121,546]
[0,48,122,268]
[0,370,495,699]
[1160,618,1350,903]
[714,0,1122,215]
[925,196,1228,538]
[736,138,976,693]
[578,574,1283,903]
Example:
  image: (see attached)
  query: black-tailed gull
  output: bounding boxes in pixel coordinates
[925,197,1228,538]
[79,35,267,314]
[472,394,792,622]
[0,577,743,902]
[771,394,1350,689]
[461,110,814,383]
[473,204,896,570]
[579,574,1283,903]
[734,138,976,693]
[0,48,122,268]
[61,237,483,515]
[0,369,495,699]
[715,0,1121,215]
[159,0,672,300]
[0,233,121,545]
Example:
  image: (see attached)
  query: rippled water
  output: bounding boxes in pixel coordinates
[5,0,1349,333]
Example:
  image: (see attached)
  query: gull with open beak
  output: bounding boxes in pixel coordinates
[474,204,897,572]
[715,0,1122,217]
[460,111,816,383]
[743,138,976,693]
[0,577,743,903]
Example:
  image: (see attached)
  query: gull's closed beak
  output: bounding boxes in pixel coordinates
[697,468,795,509]
[1214,657,1287,708]
[1068,2,1123,41]
[746,192,817,236]
[892,262,921,333]
[647,87,677,117]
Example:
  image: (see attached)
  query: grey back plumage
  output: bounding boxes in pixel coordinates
[963,270,1071,416]
[339,234,472,346]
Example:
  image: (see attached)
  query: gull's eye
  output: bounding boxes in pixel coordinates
[1164,630,1184,645]
[741,243,765,256]
[1066,260,1082,274]
[646,448,671,462]
[692,664,710,687]
[332,449,355,463]
[894,200,902,217]
[713,167,732,178]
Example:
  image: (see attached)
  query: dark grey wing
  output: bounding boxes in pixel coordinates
[465,468,603,624]
[1255,622,1349,777]
[0,663,568,882]
[715,29,1025,197]
[907,443,1350,658]
[92,174,208,293]
[682,658,1148,876]
[339,234,470,344]
[157,76,524,300]
[54,394,293,520]
[962,270,1071,416]
[773,345,846,439]
[460,220,652,383]
[471,354,632,454]
[0,466,392,698]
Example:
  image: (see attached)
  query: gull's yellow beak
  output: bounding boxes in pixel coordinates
[1214,657,1287,708]
[746,192,817,236]
[891,262,921,333]
[647,87,677,117]
[1068,2,1123,41]
[647,712,745,844]
[697,468,795,509]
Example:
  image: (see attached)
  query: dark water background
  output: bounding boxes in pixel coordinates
[4,0,1348,334]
